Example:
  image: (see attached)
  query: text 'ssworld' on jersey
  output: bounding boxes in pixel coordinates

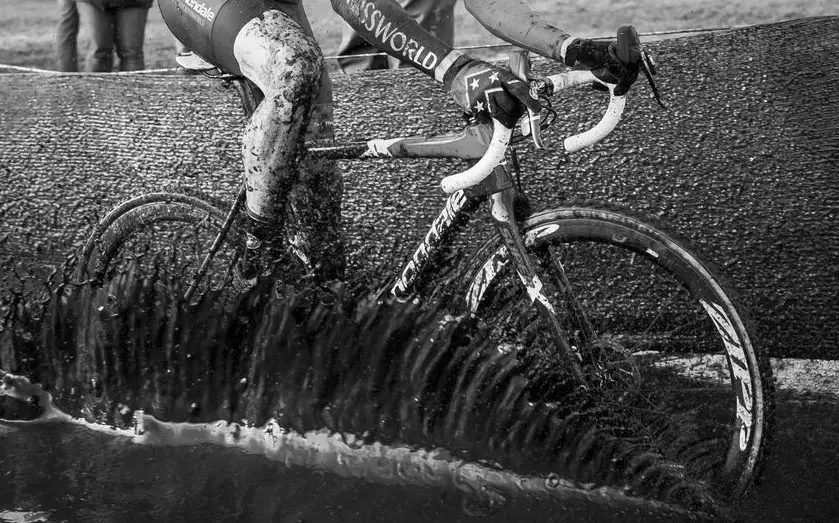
[345,0,447,72]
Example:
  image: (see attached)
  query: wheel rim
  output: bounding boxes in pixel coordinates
[88,204,247,304]
[467,213,764,498]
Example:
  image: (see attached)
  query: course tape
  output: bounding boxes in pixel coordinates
[0,27,737,76]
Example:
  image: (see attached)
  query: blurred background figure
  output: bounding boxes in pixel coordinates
[76,0,153,72]
[336,0,457,72]
[55,0,79,72]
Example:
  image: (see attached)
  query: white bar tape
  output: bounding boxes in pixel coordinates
[440,119,511,194]
[564,89,626,153]
[545,70,598,91]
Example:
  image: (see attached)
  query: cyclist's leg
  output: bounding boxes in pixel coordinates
[239,5,345,283]
[233,9,325,276]
[286,5,345,282]
[286,131,346,282]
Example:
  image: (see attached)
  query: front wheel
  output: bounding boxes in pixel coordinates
[460,202,773,500]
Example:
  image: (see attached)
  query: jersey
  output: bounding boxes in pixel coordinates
[160,0,576,83]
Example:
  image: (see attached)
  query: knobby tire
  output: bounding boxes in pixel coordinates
[461,201,773,500]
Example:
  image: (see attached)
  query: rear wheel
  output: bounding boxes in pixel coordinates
[75,188,249,304]
[461,202,772,500]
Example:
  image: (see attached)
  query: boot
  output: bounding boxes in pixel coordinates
[238,218,285,281]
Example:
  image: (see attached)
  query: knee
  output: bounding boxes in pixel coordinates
[275,53,322,105]
[234,12,324,95]
[117,48,144,71]
[87,49,114,72]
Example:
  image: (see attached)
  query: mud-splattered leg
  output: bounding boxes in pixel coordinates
[287,70,345,282]
[233,9,345,283]
[285,4,346,283]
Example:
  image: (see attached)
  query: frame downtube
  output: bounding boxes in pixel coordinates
[390,190,480,300]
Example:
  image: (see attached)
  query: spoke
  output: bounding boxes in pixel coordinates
[624,291,682,354]
[543,244,598,344]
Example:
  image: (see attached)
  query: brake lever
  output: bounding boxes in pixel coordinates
[508,49,545,149]
[640,50,667,109]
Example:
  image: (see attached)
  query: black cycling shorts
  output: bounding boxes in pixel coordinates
[159,0,300,76]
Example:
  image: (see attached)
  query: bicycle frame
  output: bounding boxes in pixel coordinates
[205,78,587,379]
[305,124,586,380]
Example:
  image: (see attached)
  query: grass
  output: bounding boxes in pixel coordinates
[0,0,836,71]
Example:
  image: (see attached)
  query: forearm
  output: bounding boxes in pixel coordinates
[464,0,574,62]
[331,0,466,83]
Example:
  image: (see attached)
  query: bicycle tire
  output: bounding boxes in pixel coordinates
[460,201,773,501]
[75,188,248,303]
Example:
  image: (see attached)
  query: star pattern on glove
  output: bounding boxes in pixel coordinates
[464,68,501,116]
[453,60,541,129]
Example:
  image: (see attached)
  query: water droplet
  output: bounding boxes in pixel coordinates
[90,376,103,397]
[133,410,145,435]
[189,402,200,415]
[545,473,561,489]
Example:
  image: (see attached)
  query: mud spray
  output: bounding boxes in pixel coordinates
[0,266,724,521]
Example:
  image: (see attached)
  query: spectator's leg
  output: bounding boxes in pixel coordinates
[77,3,115,72]
[336,0,457,72]
[114,7,149,71]
[335,25,389,72]
[54,0,79,72]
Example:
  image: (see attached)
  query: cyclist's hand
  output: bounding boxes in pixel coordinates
[564,26,643,96]
[446,60,541,129]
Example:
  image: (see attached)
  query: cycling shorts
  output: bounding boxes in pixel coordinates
[159,0,300,76]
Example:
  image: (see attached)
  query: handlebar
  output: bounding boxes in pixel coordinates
[440,69,626,194]
[546,70,627,153]
[440,119,513,193]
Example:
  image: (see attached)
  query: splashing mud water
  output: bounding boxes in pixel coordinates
[0,369,695,518]
[0,267,723,520]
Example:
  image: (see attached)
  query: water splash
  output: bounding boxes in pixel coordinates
[1,367,699,517]
[0,266,722,517]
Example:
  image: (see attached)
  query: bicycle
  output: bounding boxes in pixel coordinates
[73,28,772,502]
